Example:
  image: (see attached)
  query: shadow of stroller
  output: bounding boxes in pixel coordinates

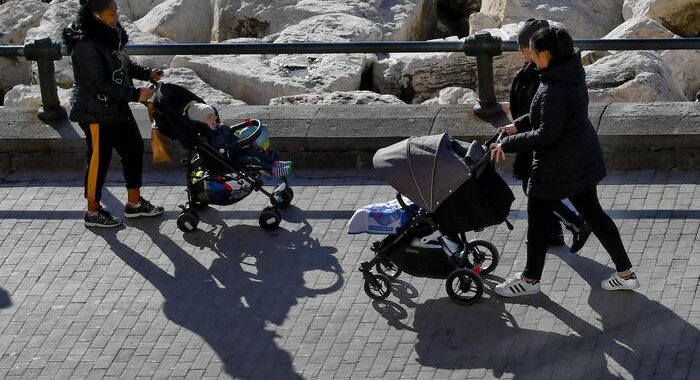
[96,211,343,379]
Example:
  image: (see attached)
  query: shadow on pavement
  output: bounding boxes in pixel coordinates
[95,206,344,379]
[373,248,698,379]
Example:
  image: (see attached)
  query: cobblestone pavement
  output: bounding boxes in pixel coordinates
[0,170,698,380]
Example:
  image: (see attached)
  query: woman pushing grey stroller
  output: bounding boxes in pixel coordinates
[490,26,640,297]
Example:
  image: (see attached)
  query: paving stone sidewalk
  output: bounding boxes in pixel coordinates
[0,170,698,380]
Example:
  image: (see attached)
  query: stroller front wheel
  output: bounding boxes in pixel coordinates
[273,186,294,209]
[177,211,199,233]
[363,273,392,300]
[259,206,282,230]
[463,239,500,275]
[446,269,483,305]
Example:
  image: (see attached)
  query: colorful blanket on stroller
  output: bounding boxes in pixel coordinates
[347,199,417,235]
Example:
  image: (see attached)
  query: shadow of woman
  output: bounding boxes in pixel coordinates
[96,210,343,379]
[408,288,622,379]
[550,248,700,379]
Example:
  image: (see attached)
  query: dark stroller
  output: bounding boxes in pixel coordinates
[356,133,514,305]
[149,83,294,233]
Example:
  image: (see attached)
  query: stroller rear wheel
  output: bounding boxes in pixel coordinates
[259,206,282,230]
[375,260,402,279]
[446,269,483,305]
[363,273,392,300]
[177,211,199,233]
[463,240,500,275]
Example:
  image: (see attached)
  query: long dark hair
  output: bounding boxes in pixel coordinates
[529,27,575,64]
[63,0,125,53]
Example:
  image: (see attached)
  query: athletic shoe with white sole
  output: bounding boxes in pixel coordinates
[124,197,164,218]
[84,208,122,228]
[495,273,541,297]
[601,272,640,291]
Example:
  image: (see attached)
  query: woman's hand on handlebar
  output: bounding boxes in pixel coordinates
[498,124,517,136]
[490,143,506,163]
[149,69,164,82]
[138,87,155,102]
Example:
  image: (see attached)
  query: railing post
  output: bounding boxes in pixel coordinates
[23,37,67,123]
[465,32,505,117]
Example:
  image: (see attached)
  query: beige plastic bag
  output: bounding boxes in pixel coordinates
[151,128,172,163]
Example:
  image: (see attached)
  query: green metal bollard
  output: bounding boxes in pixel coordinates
[464,32,505,117]
[23,37,67,124]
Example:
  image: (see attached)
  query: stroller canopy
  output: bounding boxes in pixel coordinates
[373,134,476,213]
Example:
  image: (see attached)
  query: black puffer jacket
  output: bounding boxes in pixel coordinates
[500,53,606,199]
[63,16,151,123]
[509,62,540,180]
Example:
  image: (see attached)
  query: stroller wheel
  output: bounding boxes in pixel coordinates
[363,273,392,300]
[375,260,402,279]
[273,186,294,209]
[177,212,199,233]
[463,240,500,275]
[446,269,483,306]
[259,206,282,230]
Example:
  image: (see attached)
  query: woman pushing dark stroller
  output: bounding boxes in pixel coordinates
[148,82,295,233]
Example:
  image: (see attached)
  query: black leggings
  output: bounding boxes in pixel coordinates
[524,187,633,280]
[521,179,584,238]
[79,119,144,204]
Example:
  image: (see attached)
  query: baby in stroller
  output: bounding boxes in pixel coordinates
[184,101,293,178]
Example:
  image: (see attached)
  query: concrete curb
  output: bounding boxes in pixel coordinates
[0,102,698,171]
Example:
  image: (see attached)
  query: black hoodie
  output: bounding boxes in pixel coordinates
[63,15,152,123]
[500,53,607,200]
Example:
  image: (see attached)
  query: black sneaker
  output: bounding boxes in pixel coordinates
[569,222,592,253]
[85,208,122,228]
[124,197,164,218]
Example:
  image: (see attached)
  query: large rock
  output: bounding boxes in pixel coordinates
[157,67,247,108]
[421,87,479,105]
[116,0,168,21]
[372,37,477,104]
[211,0,438,41]
[121,21,176,69]
[0,0,49,96]
[475,0,625,38]
[585,51,686,102]
[135,0,214,43]
[173,16,377,105]
[661,49,700,101]
[269,91,404,105]
[0,0,49,44]
[3,84,71,111]
[580,16,676,65]
[25,0,80,89]
[623,0,700,36]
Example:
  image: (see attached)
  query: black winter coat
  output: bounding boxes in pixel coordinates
[63,16,152,124]
[509,62,540,180]
[500,53,606,200]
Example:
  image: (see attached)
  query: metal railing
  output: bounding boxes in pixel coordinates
[2,32,699,123]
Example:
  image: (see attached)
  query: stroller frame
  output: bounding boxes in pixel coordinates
[359,133,508,305]
[176,130,294,233]
[146,82,293,233]
[359,192,500,305]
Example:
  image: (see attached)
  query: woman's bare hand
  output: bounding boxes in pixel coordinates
[498,124,517,136]
[490,143,506,163]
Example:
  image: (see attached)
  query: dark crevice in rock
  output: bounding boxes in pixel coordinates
[359,63,375,92]
[434,0,481,38]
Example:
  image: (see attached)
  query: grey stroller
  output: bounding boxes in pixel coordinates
[355,133,514,305]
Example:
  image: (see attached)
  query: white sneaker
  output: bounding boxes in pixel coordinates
[495,273,541,297]
[601,272,640,291]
